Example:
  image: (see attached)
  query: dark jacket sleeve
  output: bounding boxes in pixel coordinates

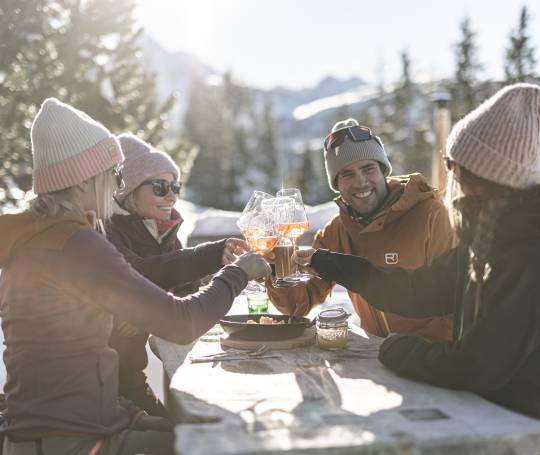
[378,254,540,393]
[107,224,226,289]
[61,229,247,345]
[310,247,459,318]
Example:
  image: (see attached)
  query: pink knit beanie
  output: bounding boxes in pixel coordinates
[31,98,123,194]
[114,133,180,203]
[447,83,540,189]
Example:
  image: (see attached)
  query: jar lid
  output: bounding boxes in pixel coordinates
[318,308,349,322]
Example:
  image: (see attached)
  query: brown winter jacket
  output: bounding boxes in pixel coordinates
[0,211,247,437]
[268,174,456,341]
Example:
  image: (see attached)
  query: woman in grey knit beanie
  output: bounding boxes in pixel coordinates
[106,133,249,421]
[293,83,540,418]
[0,98,271,454]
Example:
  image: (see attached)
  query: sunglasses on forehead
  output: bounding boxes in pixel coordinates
[142,179,182,197]
[324,125,383,152]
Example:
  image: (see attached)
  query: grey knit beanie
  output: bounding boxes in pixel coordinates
[114,133,180,203]
[324,118,392,192]
[31,97,123,194]
[447,82,540,189]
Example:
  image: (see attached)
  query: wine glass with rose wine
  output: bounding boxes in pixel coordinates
[274,188,313,283]
[236,191,278,293]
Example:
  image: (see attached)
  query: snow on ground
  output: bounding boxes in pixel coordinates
[176,199,339,244]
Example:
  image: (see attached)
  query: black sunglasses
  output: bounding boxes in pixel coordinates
[324,125,383,151]
[444,156,456,171]
[142,179,182,197]
[113,164,125,190]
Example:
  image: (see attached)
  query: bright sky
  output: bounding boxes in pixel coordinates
[136,0,539,90]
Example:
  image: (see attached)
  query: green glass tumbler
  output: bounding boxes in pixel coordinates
[247,292,269,314]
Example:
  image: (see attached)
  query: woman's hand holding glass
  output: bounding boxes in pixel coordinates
[235,252,272,282]
[221,238,249,265]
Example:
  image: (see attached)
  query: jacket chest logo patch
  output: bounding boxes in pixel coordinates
[385,253,399,265]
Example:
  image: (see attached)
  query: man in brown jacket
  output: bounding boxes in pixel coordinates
[267,118,455,341]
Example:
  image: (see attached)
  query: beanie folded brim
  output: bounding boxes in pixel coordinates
[445,83,540,190]
[449,130,540,189]
[115,134,180,203]
[325,138,392,192]
[33,137,123,194]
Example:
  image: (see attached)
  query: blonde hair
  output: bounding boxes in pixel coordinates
[443,167,464,230]
[93,170,116,220]
[28,186,85,218]
[28,168,117,220]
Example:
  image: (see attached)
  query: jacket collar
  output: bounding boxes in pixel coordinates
[109,208,183,246]
[336,173,438,233]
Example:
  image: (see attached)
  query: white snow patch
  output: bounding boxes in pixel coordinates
[176,199,339,243]
[293,86,378,121]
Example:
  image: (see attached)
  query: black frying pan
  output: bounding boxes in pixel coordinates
[219,314,315,341]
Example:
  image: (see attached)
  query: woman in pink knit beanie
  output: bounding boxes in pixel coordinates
[106,133,248,422]
[294,83,540,418]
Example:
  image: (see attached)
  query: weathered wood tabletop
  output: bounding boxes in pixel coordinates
[150,291,540,455]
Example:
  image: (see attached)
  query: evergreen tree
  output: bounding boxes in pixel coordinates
[0,0,187,206]
[451,17,483,120]
[335,104,350,121]
[294,143,333,205]
[184,73,258,210]
[253,99,280,195]
[400,51,412,90]
[504,6,537,83]
[183,77,235,209]
[394,51,414,113]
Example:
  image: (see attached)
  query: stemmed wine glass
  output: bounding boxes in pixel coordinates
[273,188,313,283]
[236,191,278,293]
[260,196,296,288]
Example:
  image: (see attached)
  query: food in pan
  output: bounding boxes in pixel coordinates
[246,316,285,325]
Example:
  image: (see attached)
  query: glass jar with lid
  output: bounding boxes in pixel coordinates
[316,308,350,350]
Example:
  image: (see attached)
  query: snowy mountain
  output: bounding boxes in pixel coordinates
[138,36,441,180]
[139,35,371,146]
[139,36,215,127]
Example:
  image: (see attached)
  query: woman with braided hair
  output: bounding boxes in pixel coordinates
[293,83,540,418]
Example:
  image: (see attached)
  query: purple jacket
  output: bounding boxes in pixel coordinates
[0,212,247,437]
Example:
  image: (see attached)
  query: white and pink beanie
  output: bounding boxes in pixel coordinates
[31,97,124,194]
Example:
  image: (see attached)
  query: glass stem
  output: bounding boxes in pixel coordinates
[292,238,299,277]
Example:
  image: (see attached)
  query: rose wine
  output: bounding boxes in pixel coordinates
[275,222,309,240]
[245,235,278,254]
[241,228,267,239]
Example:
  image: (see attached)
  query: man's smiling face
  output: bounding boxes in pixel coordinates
[336,159,388,216]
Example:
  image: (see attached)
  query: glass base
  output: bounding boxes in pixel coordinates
[282,273,314,283]
[243,280,266,294]
[272,278,297,288]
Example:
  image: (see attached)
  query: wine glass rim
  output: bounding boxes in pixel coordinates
[261,196,295,207]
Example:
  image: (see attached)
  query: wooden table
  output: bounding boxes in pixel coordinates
[150,290,540,455]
